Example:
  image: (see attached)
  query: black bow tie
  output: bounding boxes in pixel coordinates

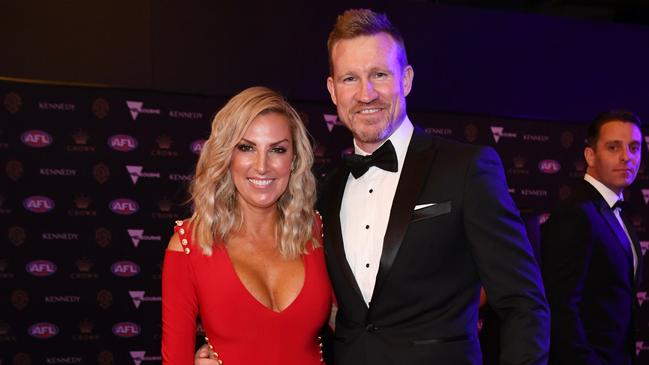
[613,199,628,211]
[343,140,398,179]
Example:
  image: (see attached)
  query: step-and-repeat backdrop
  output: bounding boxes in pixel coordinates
[1,79,648,364]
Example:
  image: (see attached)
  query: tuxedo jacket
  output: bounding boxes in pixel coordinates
[318,129,550,365]
[541,180,642,365]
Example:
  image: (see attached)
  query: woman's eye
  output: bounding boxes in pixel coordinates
[271,147,287,153]
[236,144,253,152]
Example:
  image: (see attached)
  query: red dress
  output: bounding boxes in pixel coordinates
[162,214,332,365]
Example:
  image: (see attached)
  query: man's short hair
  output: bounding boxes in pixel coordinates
[586,109,643,148]
[327,8,408,75]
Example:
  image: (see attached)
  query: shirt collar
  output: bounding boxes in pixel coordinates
[353,116,414,172]
[584,173,623,208]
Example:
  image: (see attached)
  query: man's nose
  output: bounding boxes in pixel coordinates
[358,80,378,103]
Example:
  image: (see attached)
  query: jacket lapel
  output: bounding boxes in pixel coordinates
[598,200,633,263]
[324,164,366,304]
[370,129,437,306]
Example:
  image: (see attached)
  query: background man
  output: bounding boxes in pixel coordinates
[541,110,644,365]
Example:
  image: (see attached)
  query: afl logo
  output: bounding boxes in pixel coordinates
[108,134,138,152]
[190,139,205,155]
[28,322,59,339]
[21,130,53,148]
[109,199,139,215]
[111,261,140,277]
[23,196,55,213]
[538,159,561,174]
[112,322,141,338]
[26,260,58,277]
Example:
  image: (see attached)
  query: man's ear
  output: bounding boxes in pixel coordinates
[402,65,414,97]
[584,146,595,168]
[326,77,337,106]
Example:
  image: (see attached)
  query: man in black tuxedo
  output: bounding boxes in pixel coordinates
[319,9,549,364]
[541,110,644,365]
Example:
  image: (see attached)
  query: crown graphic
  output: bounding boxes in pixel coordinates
[72,129,89,145]
[513,155,526,169]
[156,135,172,149]
[158,198,172,212]
[79,319,94,334]
[73,194,92,209]
[76,258,93,272]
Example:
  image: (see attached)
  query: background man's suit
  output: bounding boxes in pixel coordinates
[319,128,550,365]
[541,179,642,365]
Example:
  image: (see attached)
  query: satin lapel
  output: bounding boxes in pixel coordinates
[370,130,437,306]
[621,213,643,288]
[325,165,365,303]
[598,202,633,262]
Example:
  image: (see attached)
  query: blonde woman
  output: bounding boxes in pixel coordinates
[162,87,332,364]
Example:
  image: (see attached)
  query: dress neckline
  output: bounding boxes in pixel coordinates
[219,246,308,315]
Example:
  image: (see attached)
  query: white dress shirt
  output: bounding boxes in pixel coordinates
[584,174,637,275]
[340,117,414,306]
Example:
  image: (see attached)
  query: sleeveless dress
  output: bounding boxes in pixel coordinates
[162,213,332,364]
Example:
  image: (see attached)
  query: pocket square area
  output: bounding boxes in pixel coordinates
[414,203,436,210]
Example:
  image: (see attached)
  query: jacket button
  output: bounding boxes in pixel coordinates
[365,324,378,332]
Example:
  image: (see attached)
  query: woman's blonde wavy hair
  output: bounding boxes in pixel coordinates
[188,86,318,258]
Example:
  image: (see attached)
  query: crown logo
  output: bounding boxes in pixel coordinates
[73,194,92,209]
[158,198,172,212]
[76,258,93,272]
[156,135,173,149]
[574,159,586,172]
[513,155,526,169]
[79,319,94,334]
[72,129,89,145]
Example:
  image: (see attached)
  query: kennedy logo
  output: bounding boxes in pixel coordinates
[127,229,162,248]
[169,110,203,119]
[38,101,75,111]
[23,196,55,213]
[538,159,561,174]
[126,165,160,184]
[129,290,162,309]
[641,241,649,256]
[112,321,141,338]
[642,189,649,205]
[28,322,59,339]
[190,139,205,155]
[637,291,648,306]
[490,126,517,143]
[126,100,160,120]
[21,130,53,148]
[25,260,56,277]
[109,199,139,215]
[130,351,162,365]
[111,261,140,277]
[108,134,138,152]
[323,114,343,132]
